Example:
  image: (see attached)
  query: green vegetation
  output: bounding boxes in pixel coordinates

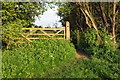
[2,40,76,78]
[44,29,119,78]
[2,38,119,78]
[57,2,120,46]
[2,2,120,79]
[2,2,47,49]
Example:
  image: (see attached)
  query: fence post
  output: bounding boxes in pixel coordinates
[66,21,70,40]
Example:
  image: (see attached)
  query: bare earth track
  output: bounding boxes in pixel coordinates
[76,50,88,59]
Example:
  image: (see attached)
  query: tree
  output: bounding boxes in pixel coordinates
[2,2,47,27]
[2,2,47,49]
[57,2,120,42]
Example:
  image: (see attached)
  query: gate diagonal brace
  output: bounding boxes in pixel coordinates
[19,33,32,42]
[25,30,37,37]
[52,30,63,37]
[40,29,52,37]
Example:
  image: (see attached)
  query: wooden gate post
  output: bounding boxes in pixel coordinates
[66,21,70,40]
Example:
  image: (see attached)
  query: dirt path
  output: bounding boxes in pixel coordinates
[76,50,88,59]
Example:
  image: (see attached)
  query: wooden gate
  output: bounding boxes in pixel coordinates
[16,21,70,42]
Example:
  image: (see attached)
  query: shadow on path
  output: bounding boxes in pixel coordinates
[76,50,89,59]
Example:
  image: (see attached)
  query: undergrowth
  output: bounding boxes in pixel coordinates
[2,28,120,78]
[2,39,76,78]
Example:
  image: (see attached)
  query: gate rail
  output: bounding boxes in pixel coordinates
[16,21,70,42]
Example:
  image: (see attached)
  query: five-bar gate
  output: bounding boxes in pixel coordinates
[16,21,70,42]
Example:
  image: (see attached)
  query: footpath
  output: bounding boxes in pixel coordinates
[76,50,88,59]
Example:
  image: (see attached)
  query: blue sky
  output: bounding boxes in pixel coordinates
[34,6,62,28]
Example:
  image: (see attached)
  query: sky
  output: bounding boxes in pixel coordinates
[34,6,62,28]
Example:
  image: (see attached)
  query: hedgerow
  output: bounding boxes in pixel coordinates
[67,28,119,78]
[43,29,120,78]
[2,39,76,78]
[2,28,120,78]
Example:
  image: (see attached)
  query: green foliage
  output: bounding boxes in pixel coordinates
[42,37,119,78]
[2,2,46,26]
[51,28,119,78]
[70,30,78,48]
[2,2,47,48]
[2,33,119,78]
[57,2,120,45]
[2,2,120,78]
[79,28,113,56]
[2,39,119,78]
[49,55,119,78]
[2,19,22,44]
[57,2,81,29]
[2,40,76,78]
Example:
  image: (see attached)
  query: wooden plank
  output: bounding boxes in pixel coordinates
[40,29,52,37]
[26,30,37,37]
[22,28,64,30]
[29,33,64,35]
[16,27,66,42]
[16,37,64,39]
[28,38,64,39]
[64,27,65,39]
[55,30,62,34]
[19,33,32,42]
[51,30,63,37]
[15,41,26,43]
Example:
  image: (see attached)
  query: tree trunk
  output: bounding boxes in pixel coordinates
[99,2,108,29]
[112,2,117,43]
[76,2,101,41]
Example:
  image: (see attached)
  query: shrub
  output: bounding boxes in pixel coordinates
[44,55,119,78]
[2,39,76,78]
[2,28,119,78]
[57,28,120,78]
[79,28,115,56]
[70,30,77,48]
